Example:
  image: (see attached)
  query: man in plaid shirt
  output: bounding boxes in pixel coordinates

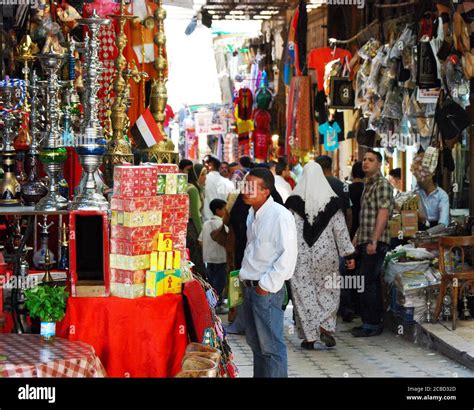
[352,150,393,337]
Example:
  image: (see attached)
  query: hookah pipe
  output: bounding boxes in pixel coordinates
[11,214,34,333]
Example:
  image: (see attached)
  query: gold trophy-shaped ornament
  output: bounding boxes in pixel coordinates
[148,0,178,164]
[103,0,148,187]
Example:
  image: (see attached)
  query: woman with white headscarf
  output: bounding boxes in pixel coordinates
[286,162,355,349]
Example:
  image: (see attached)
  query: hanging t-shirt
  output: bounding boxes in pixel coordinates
[307,47,352,91]
[253,129,272,161]
[319,121,342,151]
[253,108,271,132]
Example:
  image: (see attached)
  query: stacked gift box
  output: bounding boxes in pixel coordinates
[146,233,183,297]
[154,164,189,252]
[109,164,189,299]
[110,164,160,298]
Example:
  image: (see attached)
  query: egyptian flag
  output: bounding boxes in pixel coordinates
[130,108,164,149]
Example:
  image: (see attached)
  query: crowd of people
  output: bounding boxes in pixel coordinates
[178,151,451,377]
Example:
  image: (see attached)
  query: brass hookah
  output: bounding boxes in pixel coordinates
[0,81,23,206]
[14,35,39,188]
[104,0,147,186]
[148,0,178,164]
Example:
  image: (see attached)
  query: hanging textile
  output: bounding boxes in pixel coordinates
[285,76,314,159]
[234,87,254,156]
[252,109,272,162]
[296,0,308,76]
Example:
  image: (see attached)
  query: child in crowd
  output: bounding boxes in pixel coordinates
[199,199,229,314]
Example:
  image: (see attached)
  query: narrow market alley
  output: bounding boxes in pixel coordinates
[225,306,474,378]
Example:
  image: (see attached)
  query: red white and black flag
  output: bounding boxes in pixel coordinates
[130,108,164,149]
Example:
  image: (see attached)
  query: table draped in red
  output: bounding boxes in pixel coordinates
[56,295,188,377]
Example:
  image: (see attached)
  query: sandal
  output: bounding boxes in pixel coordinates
[300,340,315,350]
[320,327,336,348]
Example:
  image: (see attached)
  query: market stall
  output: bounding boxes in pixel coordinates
[0,0,237,379]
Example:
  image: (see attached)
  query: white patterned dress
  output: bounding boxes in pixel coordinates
[290,210,354,343]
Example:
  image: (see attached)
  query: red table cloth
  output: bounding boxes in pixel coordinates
[0,334,106,377]
[56,295,188,377]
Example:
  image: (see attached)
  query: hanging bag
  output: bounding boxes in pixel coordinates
[329,56,355,109]
[434,89,470,141]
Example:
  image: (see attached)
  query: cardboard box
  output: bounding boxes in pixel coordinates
[110,268,146,284]
[176,174,188,194]
[146,269,182,297]
[111,197,149,212]
[152,164,179,174]
[402,210,418,238]
[110,282,145,299]
[175,195,189,208]
[114,165,141,183]
[112,211,162,228]
[111,225,148,241]
[114,165,158,197]
[145,211,162,226]
[157,174,166,194]
[165,174,177,195]
[112,211,147,227]
[157,233,173,251]
[110,254,150,270]
[150,251,166,271]
[389,216,402,239]
[148,196,163,211]
[110,239,153,256]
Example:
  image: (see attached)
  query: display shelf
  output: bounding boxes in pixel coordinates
[0,207,69,216]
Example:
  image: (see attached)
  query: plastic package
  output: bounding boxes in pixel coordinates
[382,87,403,120]
[390,25,415,60]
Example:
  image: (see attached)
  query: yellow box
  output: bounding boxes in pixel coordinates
[157,252,166,271]
[146,269,182,297]
[173,251,181,269]
[110,254,150,270]
[150,251,158,271]
[162,272,182,295]
[157,233,173,251]
[145,270,163,297]
[165,251,173,270]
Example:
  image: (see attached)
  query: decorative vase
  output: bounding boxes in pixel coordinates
[40,321,56,341]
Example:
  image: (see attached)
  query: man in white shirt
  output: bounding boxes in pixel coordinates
[273,160,292,204]
[202,155,235,221]
[240,168,298,377]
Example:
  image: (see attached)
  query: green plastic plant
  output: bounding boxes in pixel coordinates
[24,285,68,323]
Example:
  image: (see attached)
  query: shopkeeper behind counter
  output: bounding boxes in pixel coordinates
[415,173,450,230]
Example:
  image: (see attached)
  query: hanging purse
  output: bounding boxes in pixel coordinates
[434,92,470,141]
[417,40,441,89]
[329,57,354,110]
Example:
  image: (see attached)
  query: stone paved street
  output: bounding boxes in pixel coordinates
[224,305,474,378]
